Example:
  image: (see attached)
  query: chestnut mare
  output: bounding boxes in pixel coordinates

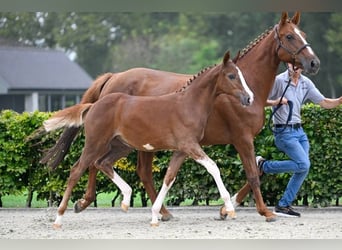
[40,12,320,223]
[43,51,253,228]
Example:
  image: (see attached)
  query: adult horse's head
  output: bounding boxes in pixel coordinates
[218,50,254,106]
[275,12,320,75]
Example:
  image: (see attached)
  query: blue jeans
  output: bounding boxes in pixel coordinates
[262,126,310,207]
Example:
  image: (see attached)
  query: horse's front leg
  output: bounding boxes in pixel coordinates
[233,138,276,222]
[53,159,87,229]
[74,165,98,213]
[194,152,236,220]
[136,151,173,221]
[151,151,187,226]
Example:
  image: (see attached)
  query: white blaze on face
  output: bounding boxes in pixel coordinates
[294,27,314,55]
[143,143,154,151]
[236,65,254,104]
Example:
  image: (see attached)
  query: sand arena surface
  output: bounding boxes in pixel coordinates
[0,206,341,239]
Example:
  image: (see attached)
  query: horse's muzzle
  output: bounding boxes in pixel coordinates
[241,94,253,106]
[303,57,320,75]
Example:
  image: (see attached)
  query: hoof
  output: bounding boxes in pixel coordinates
[266,214,277,222]
[227,210,237,219]
[121,202,129,212]
[52,223,62,230]
[219,206,227,220]
[219,206,236,220]
[73,201,83,213]
[150,222,159,227]
[161,213,173,222]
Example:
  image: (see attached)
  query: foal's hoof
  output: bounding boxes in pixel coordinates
[227,210,237,219]
[150,222,159,227]
[121,202,129,212]
[52,223,62,230]
[161,213,173,222]
[219,206,237,220]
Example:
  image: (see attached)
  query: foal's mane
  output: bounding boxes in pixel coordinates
[175,64,217,93]
[239,26,273,59]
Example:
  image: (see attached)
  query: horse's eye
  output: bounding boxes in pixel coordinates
[286,34,294,40]
[228,74,236,80]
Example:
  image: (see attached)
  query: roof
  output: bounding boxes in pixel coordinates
[0,46,93,93]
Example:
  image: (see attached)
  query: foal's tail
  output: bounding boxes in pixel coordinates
[43,103,93,132]
[37,73,113,169]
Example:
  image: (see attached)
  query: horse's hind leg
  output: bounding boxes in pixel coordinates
[53,158,88,229]
[151,151,187,226]
[233,181,251,206]
[75,140,133,213]
[95,139,133,211]
[74,165,98,213]
[136,151,173,221]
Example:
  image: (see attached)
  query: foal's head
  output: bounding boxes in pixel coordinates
[217,51,254,106]
[274,12,320,75]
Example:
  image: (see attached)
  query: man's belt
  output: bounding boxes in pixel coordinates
[274,123,301,129]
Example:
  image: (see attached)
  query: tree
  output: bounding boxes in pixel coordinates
[325,13,342,97]
[1,12,341,94]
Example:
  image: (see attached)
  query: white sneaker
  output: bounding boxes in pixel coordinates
[255,156,265,176]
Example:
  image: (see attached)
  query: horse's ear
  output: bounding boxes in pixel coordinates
[223,50,230,65]
[291,12,301,25]
[233,50,240,64]
[280,12,288,25]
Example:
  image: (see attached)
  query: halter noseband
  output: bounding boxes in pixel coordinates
[274,24,311,65]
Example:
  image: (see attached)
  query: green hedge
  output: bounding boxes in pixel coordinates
[0,105,341,207]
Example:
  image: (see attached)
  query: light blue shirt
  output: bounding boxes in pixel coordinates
[269,70,325,125]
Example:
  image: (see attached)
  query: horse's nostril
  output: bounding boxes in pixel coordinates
[311,59,320,68]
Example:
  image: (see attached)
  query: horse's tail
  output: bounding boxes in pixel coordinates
[39,73,113,169]
[80,72,113,104]
[43,103,93,132]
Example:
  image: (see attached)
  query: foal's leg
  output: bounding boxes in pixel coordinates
[75,142,133,213]
[136,151,173,221]
[53,159,89,229]
[95,139,133,211]
[74,165,98,213]
[192,150,236,219]
[151,151,187,226]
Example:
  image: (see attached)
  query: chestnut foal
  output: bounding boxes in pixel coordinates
[43,51,253,228]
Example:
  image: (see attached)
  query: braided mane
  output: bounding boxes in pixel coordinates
[175,64,217,93]
[239,26,273,59]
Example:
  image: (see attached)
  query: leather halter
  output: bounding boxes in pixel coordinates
[274,24,311,65]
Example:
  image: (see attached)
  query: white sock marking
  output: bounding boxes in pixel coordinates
[151,178,175,225]
[54,214,62,226]
[196,156,234,212]
[112,170,132,206]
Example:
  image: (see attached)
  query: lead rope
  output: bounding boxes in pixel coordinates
[267,66,294,134]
